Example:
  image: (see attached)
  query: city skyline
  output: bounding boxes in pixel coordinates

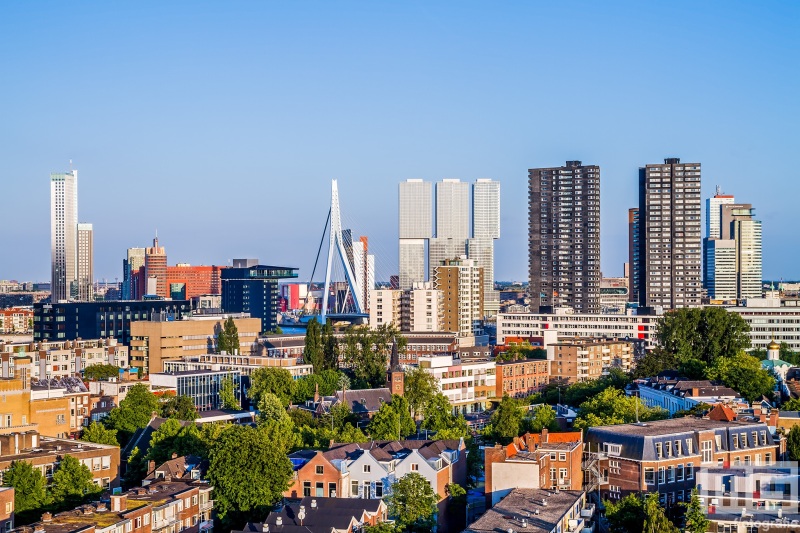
[2,3,799,282]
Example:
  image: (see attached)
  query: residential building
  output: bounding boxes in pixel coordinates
[401,332,457,365]
[638,158,702,311]
[76,223,94,301]
[0,487,13,532]
[0,373,90,438]
[635,378,747,415]
[50,170,78,303]
[586,418,779,508]
[484,430,583,507]
[628,208,640,303]
[143,454,207,485]
[0,308,33,334]
[122,248,146,300]
[144,236,168,298]
[245,497,388,533]
[370,288,401,328]
[465,489,592,533]
[546,337,635,384]
[221,264,299,334]
[0,338,129,379]
[495,358,549,399]
[13,480,213,533]
[497,310,659,349]
[433,257,483,337]
[128,314,260,373]
[149,370,243,412]
[419,354,495,413]
[471,178,501,315]
[528,161,601,314]
[370,283,443,332]
[398,179,434,289]
[0,430,120,489]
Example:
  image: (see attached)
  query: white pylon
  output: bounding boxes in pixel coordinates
[321,180,364,321]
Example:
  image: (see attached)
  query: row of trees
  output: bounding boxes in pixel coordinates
[606,489,708,533]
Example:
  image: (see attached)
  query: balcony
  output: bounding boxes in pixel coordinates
[200,500,214,512]
[152,516,179,531]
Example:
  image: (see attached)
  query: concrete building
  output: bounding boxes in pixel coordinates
[726,203,763,300]
[433,257,483,337]
[727,299,800,351]
[528,161,601,314]
[600,276,629,314]
[149,370,243,412]
[128,314,260,373]
[144,236,168,298]
[163,353,312,381]
[398,179,434,289]
[586,418,778,508]
[419,354,496,413]
[472,179,501,315]
[50,170,78,303]
[0,430,120,489]
[547,337,635,384]
[628,208,641,304]
[165,264,223,300]
[0,308,33,334]
[370,283,442,332]
[0,374,89,438]
[122,247,146,300]
[638,158,702,311]
[221,264,298,334]
[76,223,94,302]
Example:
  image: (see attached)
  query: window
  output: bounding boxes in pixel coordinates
[144,515,150,526]
[676,464,684,481]
[665,441,672,457]
[655,442,663,459]
[549,452,557,460]
[675,440,682,456]
[559,453,567,462]
[303,481,311,497]
[411,463,419,472]
[667,466,675,483]
[316,465,324,475]
[192,495,198,506]
[375,481,383,498]
[733,435,739,449]
[715,435,722,450]
[559,468,567,480]
[316,482,324,497]
[363,464,371,473]
[328,482,337,497]
[351,480,359,497]
[686,463,694,480]
[761,431,767,446]
[658,467,665,484]
[702,441,713,463]
[550,468,557,481]
[4,503,10,514]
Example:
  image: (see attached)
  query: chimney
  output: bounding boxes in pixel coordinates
[314,383,320,403]
[110,494,127,512]
[41,513,53,522]
[171,452,178,459]
[148,460,156,474]
[541,428,549,442]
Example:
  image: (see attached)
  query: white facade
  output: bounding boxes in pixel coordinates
[728,303,800,352]
[707,193,735,239]
[636,383,746,415]
[436,179,470,240]
[399,180,433,289]
[734,217,762,300]
[0,339,129,379]
[704,239,737,300]
[401,282,442,332]
[77,223,94,301]
[51,170,78,302]
[370,289,401,328]
[419,353,496,413]
[428,237,467,279]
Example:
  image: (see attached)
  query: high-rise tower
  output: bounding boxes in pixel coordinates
[76,223,94,301]
[470,179,501,314]
[123,247,146,300]
[50,170,78,302]
[144,237,168,298]
[398,180,433,289]
[628,208,640,303]
[528,161,601,313]
[638,158,702,310]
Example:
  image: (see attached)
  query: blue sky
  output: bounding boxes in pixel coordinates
[1,1,798,283]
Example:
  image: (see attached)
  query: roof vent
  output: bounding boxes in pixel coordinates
[275,516,283,526]
[311,499,317,508]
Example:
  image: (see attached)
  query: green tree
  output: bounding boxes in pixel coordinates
[219,377,241,410]
[631,348,679,379]
[160,394,198,420]
[124,445,148,488]
[217,317,241,354]
[706,352,775,402]
[342,324,406,389]
[657,307,751,367]
[368,402,401,440]
[642,492,679,533]
[386,472,438,531]
[782,398,800,411]
[421,394,455,432]
[445,483,467,531]
[786,426,800,461]
[683,488,709,533]
[523,404,558,433]
[390,395,416,438]
[81,421,119,446]
[780,342,800,365]
[322,319,339,370]
[257,392,290,425]
[304,318,324,372]
[3,460,48,516]
[573,388,667,430]
[363,524,399,533]
[146,418,185,465]
[105,383,160,443]
[83,364,121,381]
[605,493,645,533]
[207,425,294,527]
[292,369,343,403]
[404,367,438,418]
[51,454,101,509]
[249,367,296,407]
[490,396,525,443]
[337,423,370,444]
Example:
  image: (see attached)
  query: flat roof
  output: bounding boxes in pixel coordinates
[588,417,762,437]
[465,488,584,533]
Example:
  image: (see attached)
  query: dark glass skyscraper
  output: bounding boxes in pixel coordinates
[221,264,298,334]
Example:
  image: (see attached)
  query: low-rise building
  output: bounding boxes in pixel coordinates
[0,374,89,438]
[143,454,207,485]
[162,353,312,380]
[636,377,747,415]
[0,339,129,380]
[495,358,550,399]
[547,337,635,384]
[0,308,33,334]
[465,488,593,533]
[0,487,12,532]
[0,430,120,489]
[148,370,243,412]
[586,417,779,509]
[240,497,388,533]
[419,354,496,414]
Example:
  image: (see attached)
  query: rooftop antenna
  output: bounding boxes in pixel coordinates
[69,159,73,171]
[715,185,722,196]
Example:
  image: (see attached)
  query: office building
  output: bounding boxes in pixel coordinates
[495,358,550,399]
[149,369,242,411]
[144,237,168,298]
[419,353,495,413]
[600,276,629,313]
[528,161,601,314]
[432,257,484,337]
[166,264,223,300]
[129,314,260,373]
[628,208,640,303]
[706,188,736,239]
[703,190,737,300]
[76,223,94,301]
[471,178,501,314]
[33,300,191,345]
[398,179,434,289]
[0,375,89,438]
[122,247,145,300]
[221,264,298,333]
[727,204,763,299]
[638,158,702,310]
[50,170,78,302]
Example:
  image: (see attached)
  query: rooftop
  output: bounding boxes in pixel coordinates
[587,417,762,437]
[465,488,585,533]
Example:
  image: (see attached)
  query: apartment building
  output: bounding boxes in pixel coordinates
[586,418,779,509]
[0,430,120,489]
[466,489,592,533]
[0,373,89,438]
[547,338,635,384]
[484,429,583,507]
[528,161,601,314]
[129,314,260,373]
[14,480,213,533]
[0,308,33,334]
[0,339,129,380]
[255,497,388,533]
[637,158,702,311]
[419,354,496,414]
[495,358,550,399]
[0,488,12,532]
[433,257,484,337]
[369,283,443,332]
[636,378,747,415]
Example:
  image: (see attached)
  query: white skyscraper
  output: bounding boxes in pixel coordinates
[429,179,470,279]
[51,170,78,302]
[470,179,501,314]
[399,179,433,289]
[706,189,736,239]
[76,223,94,301]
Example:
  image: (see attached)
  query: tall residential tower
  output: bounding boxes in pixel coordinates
[76,223,94,301]
[50,170,78,302]
[398,180,433,290]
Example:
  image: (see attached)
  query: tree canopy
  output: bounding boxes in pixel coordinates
[3,460,48,516]
[51,454,102,509]
[786,426,800,461]
[573,387,667,430]
[683,488,709,533]
[605,494,645,533]
[368,402,401,440]
[386,472,438,532]
[249,367,295,407]
[304,318,324,372]
[642,493,680,533]
[341,324,406,389]
[105,383,160,442]
[404,367,438,418]
[656,307,750,366]
[487,395,526,443]
[81,421,119,446]
[706,352,775,402]
[219,377,241,410]
[83,364,121,381]
[160,393,198,421]
[217,317,241,354]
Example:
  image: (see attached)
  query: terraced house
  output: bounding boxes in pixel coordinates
[587,418,779,509]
